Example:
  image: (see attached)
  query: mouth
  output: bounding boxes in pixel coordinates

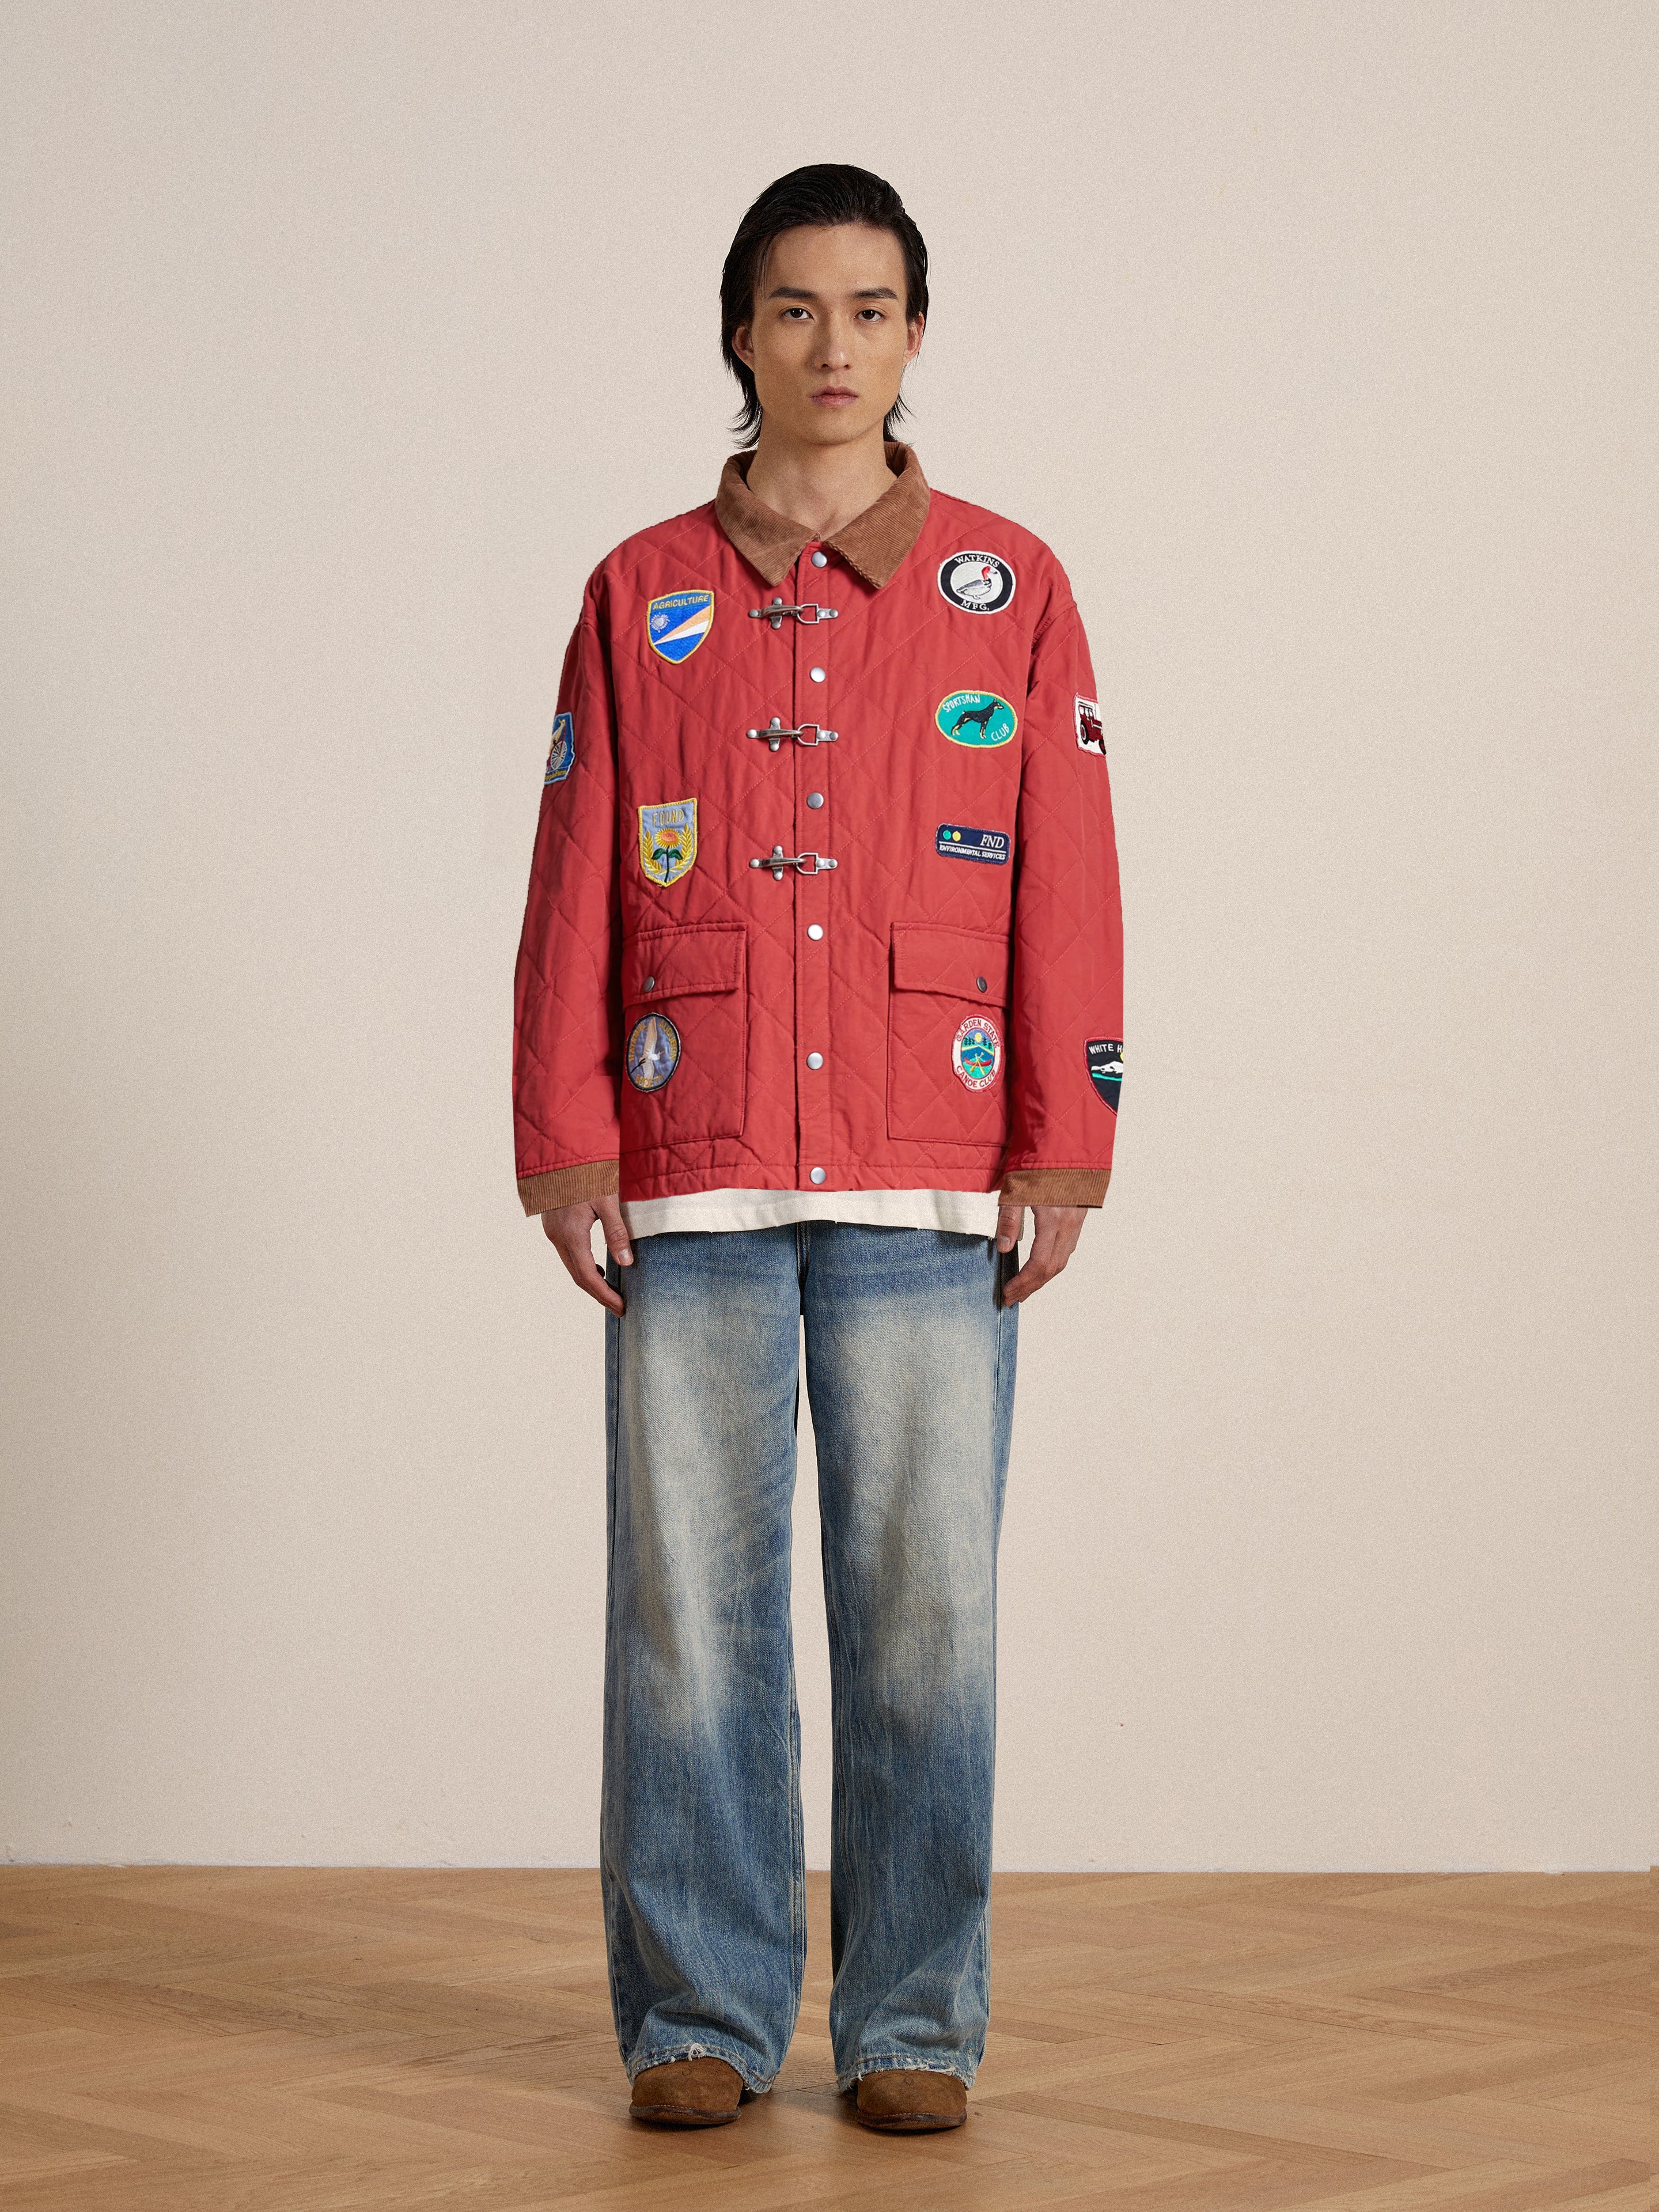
[810,387,859,407]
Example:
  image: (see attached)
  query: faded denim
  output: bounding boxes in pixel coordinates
[600,1222,1018,2095]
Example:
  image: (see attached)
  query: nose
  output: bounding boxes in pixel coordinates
[816,314,854,371]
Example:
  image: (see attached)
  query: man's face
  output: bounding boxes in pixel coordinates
[732,223,922,449]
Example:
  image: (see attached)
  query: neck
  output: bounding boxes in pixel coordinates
[743,423,897,541]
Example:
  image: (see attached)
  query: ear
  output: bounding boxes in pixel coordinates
[904,312,925,368]
[731,323,756,371]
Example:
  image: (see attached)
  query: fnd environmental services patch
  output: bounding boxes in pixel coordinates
[638,798,698,887]
[936,690,1018,748]
[1086,1037,1123,1112]
[626,1013,680,1092]
[938,550,1016,615]
[647,589,714,664]
[544,711,575,786]
[936,823,1011,865]
[1075,695,1106,758]
[953,1014,1004,1092]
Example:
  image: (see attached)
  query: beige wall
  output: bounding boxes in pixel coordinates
[2,0,1652,1869]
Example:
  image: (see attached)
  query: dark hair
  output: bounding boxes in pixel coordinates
[720,164,929,445]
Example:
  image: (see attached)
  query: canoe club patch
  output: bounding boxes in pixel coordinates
[1075,695,1106,757]
[935,823,1011,865]
[953,1014,1003,1092]
[638,798,698,887]
[646,590,714,664]
[938,550,1016,615]
[544,711,574,786]
[1086,1037,1123,1112]
[936,690,1018,748]
[626,1013,680,1092]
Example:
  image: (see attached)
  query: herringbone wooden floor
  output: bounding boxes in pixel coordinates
[0,1868,1649,2209]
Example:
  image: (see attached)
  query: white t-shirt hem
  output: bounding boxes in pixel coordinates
[620,1186,1003,1240]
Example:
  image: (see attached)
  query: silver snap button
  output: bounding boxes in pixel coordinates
[806,791,824,809]
[806,1051,823,1070]
[809,666,826,683]
[811,550,828,567]
[643,975,656,991]
[976,976,987,991]
[807,923,824,940]
[809,1166,827,1184]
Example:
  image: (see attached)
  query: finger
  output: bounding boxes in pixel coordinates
[592,1194,633,1266]
[995,1202,1025,1253]
[546,1216,626,1316]
[1002,1237,1069,1304]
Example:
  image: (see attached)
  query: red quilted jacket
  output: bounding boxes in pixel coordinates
[513,443,1123,1214]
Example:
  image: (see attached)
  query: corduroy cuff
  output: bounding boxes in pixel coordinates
[518,1159,620,1215]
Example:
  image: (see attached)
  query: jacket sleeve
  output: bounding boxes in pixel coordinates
[999,581,1124,1209]
[512,577,624,1214]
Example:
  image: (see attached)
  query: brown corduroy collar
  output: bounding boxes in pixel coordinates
[714,440,931,590]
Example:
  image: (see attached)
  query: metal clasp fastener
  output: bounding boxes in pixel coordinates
[748,846,840,880]
[745,718,840,751]
[748,600,840,628]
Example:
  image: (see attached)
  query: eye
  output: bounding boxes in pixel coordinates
[782,306,811,321]
[857,308,885,321]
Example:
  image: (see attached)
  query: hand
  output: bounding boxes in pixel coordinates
[542,1195,632,1315]
[995,1202,1088,1304]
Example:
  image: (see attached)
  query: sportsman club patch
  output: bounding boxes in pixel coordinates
[938,550,1016,615]
[1075,695,1106,757]
[1086,1037,1123,1111]
[544,711,575,786]
[638,798,698,886]
[953,1014,1003,1091]
[646,589,714,665]
[936,690,1018,748]
[936,823,1010,864]
[626,1013,680,1092]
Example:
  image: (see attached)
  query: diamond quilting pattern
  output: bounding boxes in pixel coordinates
[511,484,1123,1206]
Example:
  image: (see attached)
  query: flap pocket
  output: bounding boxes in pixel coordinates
[624,922,745,1005]
[890,923,1011,1007]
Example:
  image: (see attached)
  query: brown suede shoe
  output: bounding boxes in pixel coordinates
[628,2054,745,2126]
[855,2067,968,2132]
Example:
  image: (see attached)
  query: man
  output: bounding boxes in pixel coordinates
[512,164,1123,2134]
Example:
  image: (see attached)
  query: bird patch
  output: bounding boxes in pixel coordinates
[544,711,575,786]
[647,590,714,664]
[1086,1037,1122,1111]
[626,1014,681,1092]
[936,690,1017,748]
[953,1014,1003,1091]
[638,799,698,887]
[938,551,1016,615]
[935,823,1010,864]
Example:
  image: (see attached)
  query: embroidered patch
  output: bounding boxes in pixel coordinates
[938,550,1016,615]
[936,690,1018,748]
[638,798,698,887]
[544,711,575,786]
[1075,695,1106,757]
[626,1013,681,1092]
[953,1014,1003,1091]
[1086,1037,1123,1111]
[935,823,1011,864]
[647,589,714,664]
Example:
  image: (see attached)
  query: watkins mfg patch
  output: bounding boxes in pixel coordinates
[1086,1037,1123,1112]
[936,690,1018,748]
[953,1014,1003,1092]
[935,823,1011,865]
[1075,695,1106,757]
[626,1013,681,1092]
[646,589,714,664]
[938,550,1016,615]
[638,798,698,887]
[544,711,575,786]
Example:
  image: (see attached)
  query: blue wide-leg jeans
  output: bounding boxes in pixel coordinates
[600,1222,1018,2096]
